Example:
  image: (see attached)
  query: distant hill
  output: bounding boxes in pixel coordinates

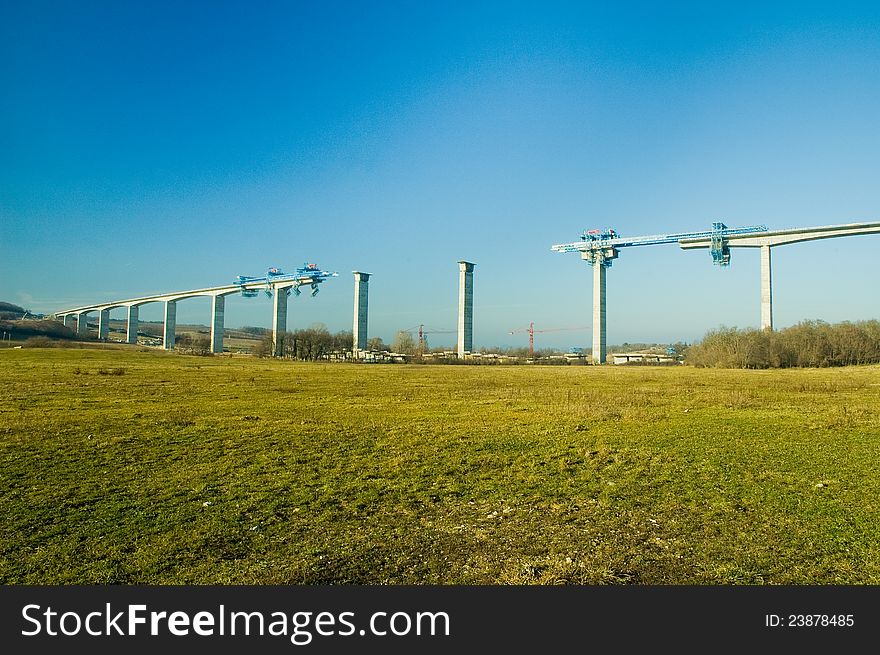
[239,326,270,336]
[0,319,76,340]
[0,301,26,320]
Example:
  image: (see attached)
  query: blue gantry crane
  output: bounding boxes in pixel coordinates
[551,222,768,266]
[234,263,339,298]
[551,222,768,365]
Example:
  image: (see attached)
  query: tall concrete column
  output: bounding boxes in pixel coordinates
[211,295,225,354]
[77,311,90,338]
[63,315,75,330]
[457,261,475,356]
[272,286,289,356]
[582,247,616,364]
[163,300,177,350]
[127,306,139,344]
[592,261,606,364]
[760,245,773,330]
[98,309,110,341]
[352,272,370,353]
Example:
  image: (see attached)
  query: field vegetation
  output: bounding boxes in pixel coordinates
[1,348,878,584]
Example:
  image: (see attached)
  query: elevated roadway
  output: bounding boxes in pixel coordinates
[53,275,325,355]
[680,221,880,330]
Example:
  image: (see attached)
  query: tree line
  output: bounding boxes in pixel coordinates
[686,320,880,368]
[252,325,355,360]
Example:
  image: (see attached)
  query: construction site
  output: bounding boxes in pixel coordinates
[42,220,880,365]
[7,8,880,650]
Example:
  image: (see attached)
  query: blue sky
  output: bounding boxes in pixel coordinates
[2,1,879,349]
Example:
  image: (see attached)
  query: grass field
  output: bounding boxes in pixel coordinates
[1,348,879,584]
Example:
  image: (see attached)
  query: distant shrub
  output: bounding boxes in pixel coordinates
[173,334,212,356]
[23,336,53,348]
[192,336,212,356]
[97,367,126,376]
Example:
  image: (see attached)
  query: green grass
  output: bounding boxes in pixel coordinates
[1,348,879,584]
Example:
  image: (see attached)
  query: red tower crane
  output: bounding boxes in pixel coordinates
[509,322,590,358]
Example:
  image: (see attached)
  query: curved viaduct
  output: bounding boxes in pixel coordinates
[53,278,310,355]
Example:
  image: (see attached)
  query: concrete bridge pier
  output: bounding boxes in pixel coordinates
[98,309,110,341]
[211,295,225,354]
[77,311,90,338]
[760,245,773,331]
[352,271,370,354]
[127,306,139,344]
[592,260,606,364]
[63,315,75,330]
[164,301,177,350]
[457,261,474,356]
[582,247,617,364]
[272,286,289,356]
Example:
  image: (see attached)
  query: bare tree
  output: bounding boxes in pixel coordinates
[392,330,416,354]
[367,336,387,352]
[252,333,274,358]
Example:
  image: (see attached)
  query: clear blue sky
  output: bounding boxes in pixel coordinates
[2,1,879,349]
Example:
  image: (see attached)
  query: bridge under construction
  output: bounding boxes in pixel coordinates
[51,220,879,363]
[53,265,337,356]
[553,221,880,364]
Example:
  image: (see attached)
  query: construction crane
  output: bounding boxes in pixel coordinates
[551,222,768,365]
[403,324,456,352]
[233,263,339,298]
[509,322,590,358]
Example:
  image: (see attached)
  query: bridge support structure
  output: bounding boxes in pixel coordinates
[760,245,773,331]
[352,271,370,355]
[163,301,177,350]
[98,309,111,341]
[76,311,90,338]
[127,306,139,344]
[581,246,618,365]
[272,286,289,356]
[210,295,225,354]
[457,261,475,357]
